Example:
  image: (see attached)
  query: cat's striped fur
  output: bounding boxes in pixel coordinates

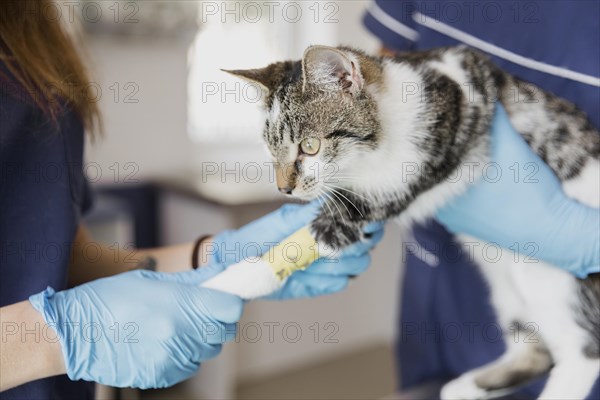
[223,45,599,399]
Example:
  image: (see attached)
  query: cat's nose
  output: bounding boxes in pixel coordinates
[278,186,294,195]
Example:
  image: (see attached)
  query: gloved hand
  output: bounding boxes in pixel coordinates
[210,203,385,299]
[266,222,385,300]
[436,104,599,278]
[29,264,243,389]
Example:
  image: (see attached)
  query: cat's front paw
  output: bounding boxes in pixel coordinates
[309,225,350,260]
[441,374,489,400]
[314,240,341,259]
[310,217,362,252]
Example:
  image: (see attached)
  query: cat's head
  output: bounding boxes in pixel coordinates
[225,45,383,200]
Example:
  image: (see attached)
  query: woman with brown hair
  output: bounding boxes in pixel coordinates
[0,2,382,398]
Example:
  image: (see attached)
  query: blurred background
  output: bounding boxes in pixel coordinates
[78,1,405,399]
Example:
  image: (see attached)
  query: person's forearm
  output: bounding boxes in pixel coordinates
[135,237,216,273]
[137,242,198,273]
[68,225,215,286]
[0,301,66,392]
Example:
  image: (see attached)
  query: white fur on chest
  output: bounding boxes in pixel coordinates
[344,60,428,196]
[347,53,491,227]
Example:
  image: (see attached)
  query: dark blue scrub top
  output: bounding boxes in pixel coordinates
[1,62,94,399]
[364,1,599,398]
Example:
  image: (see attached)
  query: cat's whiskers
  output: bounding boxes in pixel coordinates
[324,178,381,203]
[321,189,348,224]
[314,190,325,213]
[316,187,336,220]
[327,187,354,218]
[324,183,370,202]
[330,171,400,201]
[324,184,366,219]
[321,175,362,181]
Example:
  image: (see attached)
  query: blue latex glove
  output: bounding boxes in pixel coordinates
[29,264,243,389]
[436,104,599,278]
[211,203,385,299]
[266,222,385,300]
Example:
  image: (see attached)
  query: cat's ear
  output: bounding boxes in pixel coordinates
[222,61,295,93]
[302,45,364,96]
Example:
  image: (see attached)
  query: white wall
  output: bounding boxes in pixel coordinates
[85,35,195,181]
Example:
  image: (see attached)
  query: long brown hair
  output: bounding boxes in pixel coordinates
[0,0,101,134]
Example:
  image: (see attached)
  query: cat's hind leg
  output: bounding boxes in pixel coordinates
[441,325,553,400]
[534,318,600,400]
[537,356,599,400]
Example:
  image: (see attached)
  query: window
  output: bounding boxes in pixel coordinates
[187,1,374,143]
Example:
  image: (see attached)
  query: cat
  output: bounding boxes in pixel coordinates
[201,45,600,399]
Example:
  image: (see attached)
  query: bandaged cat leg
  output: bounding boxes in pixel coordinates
[200,227,322,299]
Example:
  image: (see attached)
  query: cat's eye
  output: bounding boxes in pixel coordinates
[300,138,321,155]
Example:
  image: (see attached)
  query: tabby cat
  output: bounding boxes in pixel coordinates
[202,45,600,399]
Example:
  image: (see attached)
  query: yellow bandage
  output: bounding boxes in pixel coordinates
[261,227,320,281]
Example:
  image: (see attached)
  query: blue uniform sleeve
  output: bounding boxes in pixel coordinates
[363,0,418,51]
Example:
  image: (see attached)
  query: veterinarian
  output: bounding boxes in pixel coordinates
[0,2,383,398]
[363,0,599,398]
